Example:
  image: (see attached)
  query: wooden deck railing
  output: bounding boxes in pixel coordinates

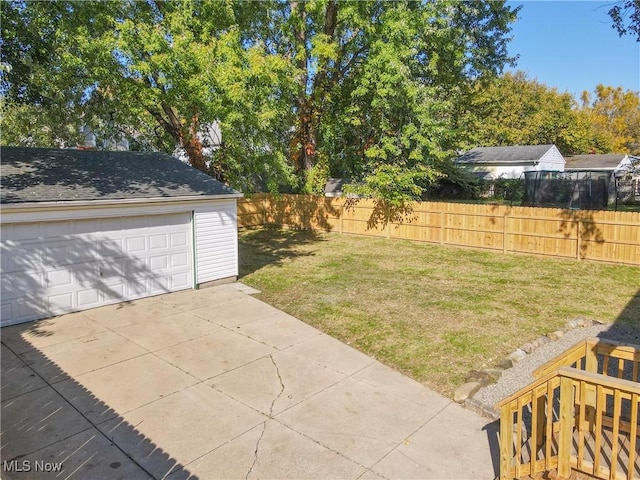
[497,339,640,480]
[534,338,640,381]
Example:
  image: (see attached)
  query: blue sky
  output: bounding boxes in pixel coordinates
[505,1,640,100]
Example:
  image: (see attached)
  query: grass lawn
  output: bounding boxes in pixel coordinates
[238,227,640,397]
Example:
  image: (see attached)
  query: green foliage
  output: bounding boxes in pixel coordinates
[580,85,640,155]
[1,0,298,191]
[1,0,519,201]
[459,71,611,155]
[425,159,482,200]
[344,164,429,206]
[608,0,640,41]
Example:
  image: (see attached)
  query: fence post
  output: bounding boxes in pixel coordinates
[339,200,344,235]
[262,195,268,225]
[558,375,574,479]
[503,213,508,254]
[440,210,445,245]
[576,218,581,260]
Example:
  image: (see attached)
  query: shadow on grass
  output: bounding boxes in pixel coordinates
[238,227,326,278]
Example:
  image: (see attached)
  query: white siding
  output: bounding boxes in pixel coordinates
[194,200,238,284]
[538,145,565,172]
[494,165,527,179]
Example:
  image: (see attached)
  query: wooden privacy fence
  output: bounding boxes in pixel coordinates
[237,194,640,265]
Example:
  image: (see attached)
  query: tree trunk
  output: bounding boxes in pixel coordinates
[290,0,337,174]
[181,117,208,175]
[147,105,212,177]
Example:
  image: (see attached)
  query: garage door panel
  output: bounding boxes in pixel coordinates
[99,257,127,280]
[48,291,74,314]
[2,298,46,325]
[46,268,74,288]
[101,238,125,258]
[2,271,44,297]
[126,236,147,255]
[43,241,97,266]
[149,234,168,250]
[150,276,169,294]
[150,255,169,270]
[170,232,188,247]
[1,213,193,326]
[171,252,189,268]
[171,272,190,290]
[1,242,43,274]
[103,283,126,302]
[77,287,101,308]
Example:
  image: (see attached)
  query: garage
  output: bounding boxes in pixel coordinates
[1,147,242,326]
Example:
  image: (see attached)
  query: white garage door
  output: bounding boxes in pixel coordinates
[1,213,193,326]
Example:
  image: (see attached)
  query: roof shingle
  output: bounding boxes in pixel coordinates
[1,147,241,204]
[564,154,628,170]
[456,145,555,164]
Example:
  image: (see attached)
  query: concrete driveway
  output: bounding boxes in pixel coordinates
[1,284,499,479]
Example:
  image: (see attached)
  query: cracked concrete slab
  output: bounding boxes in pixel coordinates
[155,328,275,381]
[1,283,499,480]
[97,383,267,479]
[167,421,366,480]
[209,349,346,416]
[275,375,443,468]
[232,311,322,349]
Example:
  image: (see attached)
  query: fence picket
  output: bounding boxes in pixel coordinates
[237,195,640,265]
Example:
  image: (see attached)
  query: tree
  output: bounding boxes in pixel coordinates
[580,85,640,154]
[2,0,519,198]
[458,71,613,155]
[608,0,640,41]
[1,0,298,191]
[242,1,518,195]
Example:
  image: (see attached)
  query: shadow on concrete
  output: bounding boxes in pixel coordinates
[482,420,501,477]
[0,325,197,479]
[238,227,326,278]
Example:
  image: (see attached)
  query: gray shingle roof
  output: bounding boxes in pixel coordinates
[564,154,627,170]
[325,178,351,196]
[1,147,241,204]
[456,145,555,164]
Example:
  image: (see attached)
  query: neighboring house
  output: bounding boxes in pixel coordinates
[564,153,636,177]
[324,178,351,197]
[80,125,130,151]
[456,144,565,180]
[0,147,242,326]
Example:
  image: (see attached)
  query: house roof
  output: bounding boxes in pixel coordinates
[325,178,351,196]
[456,145,556,165]
[1,147,241,204]
[564,154,628,170]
